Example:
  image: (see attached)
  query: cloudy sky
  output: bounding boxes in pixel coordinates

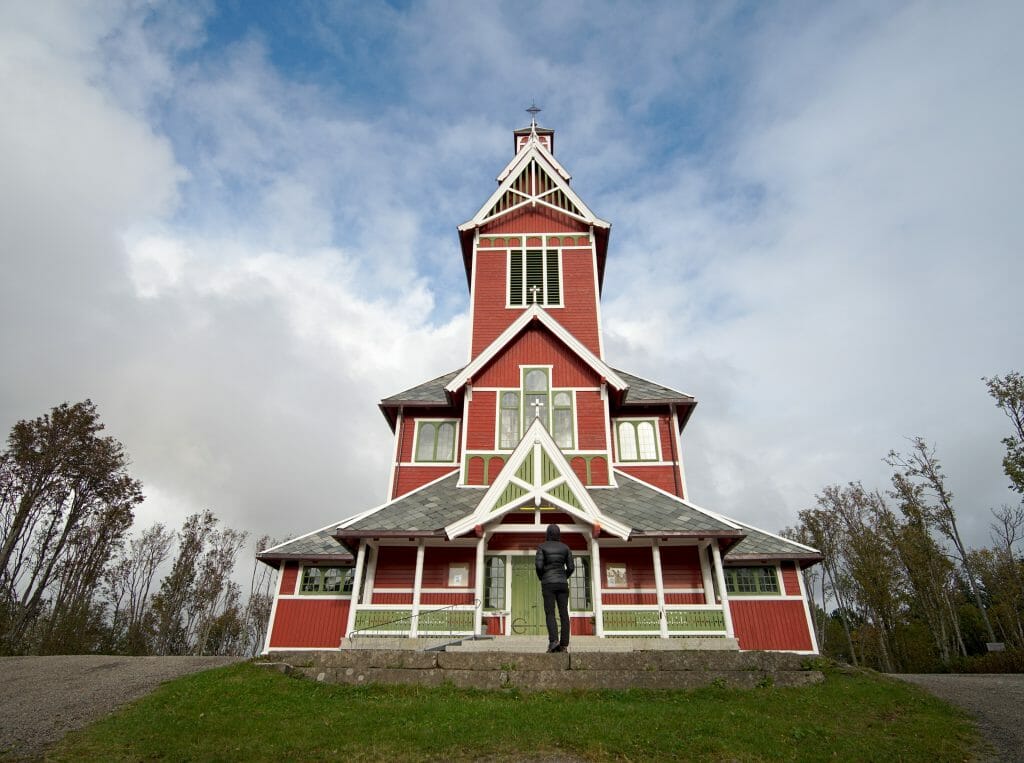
[2,1,1021,559]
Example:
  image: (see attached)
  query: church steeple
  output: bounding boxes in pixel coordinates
[512,103,555,154]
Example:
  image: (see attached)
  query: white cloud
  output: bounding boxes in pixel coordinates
[1,0,1020,562]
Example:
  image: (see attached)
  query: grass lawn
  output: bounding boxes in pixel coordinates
[51,662,979,761]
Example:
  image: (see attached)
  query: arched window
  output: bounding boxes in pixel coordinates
[415,420,458,462]
[617,420,659,462]
[499,392,520,449]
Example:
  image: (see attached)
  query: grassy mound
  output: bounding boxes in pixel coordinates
[51,661,979,761]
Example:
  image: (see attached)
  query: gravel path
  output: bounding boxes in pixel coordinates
[0,655,243,760]
[893,673,1024,762]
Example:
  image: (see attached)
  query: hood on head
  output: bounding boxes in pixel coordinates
[546,524,561,541]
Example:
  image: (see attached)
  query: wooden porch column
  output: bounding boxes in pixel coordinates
[410,540,426,638]
[710,541,735,639]
[590,535,604,637]
[796,561,821,653]
[474,533,486,636]
[699,540,715,605]
[344,539,367,641]
[651,541,669,639]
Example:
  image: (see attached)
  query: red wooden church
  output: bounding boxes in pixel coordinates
[258,116,821,653]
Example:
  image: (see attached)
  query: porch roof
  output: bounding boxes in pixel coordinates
[723,523,822,563]
[257,526,353,564]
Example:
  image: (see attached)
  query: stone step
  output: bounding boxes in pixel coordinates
[260,648,822,692]
[448,635,739,652]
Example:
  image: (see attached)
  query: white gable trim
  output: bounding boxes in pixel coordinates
[445,419,631,540]
[458,142,610,232]
[498,131,571,183]
[444,304,627,394]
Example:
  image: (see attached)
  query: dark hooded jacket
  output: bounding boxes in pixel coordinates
[535,524,575,586]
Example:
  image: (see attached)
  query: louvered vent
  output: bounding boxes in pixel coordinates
[525,250,544,303]
[509,251,524,305]
[545,250,560,304]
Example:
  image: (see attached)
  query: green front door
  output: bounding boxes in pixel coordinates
[510,556,545,635]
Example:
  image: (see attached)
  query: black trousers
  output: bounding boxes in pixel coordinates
[542,582,570,647]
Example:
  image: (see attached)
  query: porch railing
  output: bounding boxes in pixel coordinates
[601,605,727,637]
[344,599,481,645]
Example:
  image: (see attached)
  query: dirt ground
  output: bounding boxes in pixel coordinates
[893,673,1024,762]
[0,655,242,760]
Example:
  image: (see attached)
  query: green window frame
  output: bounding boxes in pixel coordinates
[551,390,574,449]
[300,566,354,595]
[415,420,458,463]
[724,566,780,596]
[616,420,659,462]
[499,391,520,449]
[508,249,561,306]
[523,368,550,432]
[569,555,591,610]
[484,556,506,610]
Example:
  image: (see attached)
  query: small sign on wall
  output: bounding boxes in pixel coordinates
[605,563,627,588]
[449,563,469,587]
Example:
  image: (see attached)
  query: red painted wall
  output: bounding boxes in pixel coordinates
[729,599,814,651]
[279,562,298,595]
[373,546,417,588]
[576,391,608,451]
[488,532,587,551]
[269,598,350,648]
[393,466,457,498]
[470,246,601,356]
[781,562,801,596]
[475,325,601,388]
[616,465,681,496]
[466,391,496,449]
[660,547,703,588]
[481,210,586,235]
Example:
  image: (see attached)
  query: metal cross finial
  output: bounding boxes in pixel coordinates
[530,398,545,419]
[528,284,541,304]
[526,103,541,127]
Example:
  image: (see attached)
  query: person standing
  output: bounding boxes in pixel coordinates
[535,524,575,652]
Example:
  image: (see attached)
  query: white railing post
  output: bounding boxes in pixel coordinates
[344,539,367,641]
[474,533,486,636]
[590,535,604,637]
[651,541,669,638]
[410,540,426,638]
[710,541,735,638]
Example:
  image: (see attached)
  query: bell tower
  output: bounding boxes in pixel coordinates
[457,108,612,359]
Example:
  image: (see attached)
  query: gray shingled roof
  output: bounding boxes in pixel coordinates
[379,366,691,407]
[258,527,353,562]
[341,472,479,534]
[590,472,740,535]
[726,524,821,560]
[380,369,462,406]
[613,368,694,405]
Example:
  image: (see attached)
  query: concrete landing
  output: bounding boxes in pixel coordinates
[260,648,822,692]
[341,635,739,652]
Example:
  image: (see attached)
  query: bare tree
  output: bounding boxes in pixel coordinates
[984,373,1024,495]
[886,438,997,645]
[0,401,143,653]
[105,523,174,653]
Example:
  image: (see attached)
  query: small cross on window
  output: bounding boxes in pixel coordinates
[529,284,541,304]
[530,398,545,419]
